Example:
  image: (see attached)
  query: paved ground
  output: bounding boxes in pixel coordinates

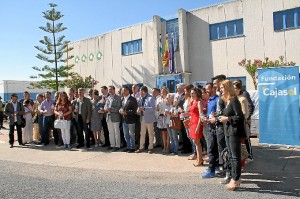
[0,124,300,198]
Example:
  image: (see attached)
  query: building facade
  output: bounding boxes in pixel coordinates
[68,0,300,92]
[0,80,53,101]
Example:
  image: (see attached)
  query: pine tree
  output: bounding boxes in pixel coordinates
[30,3,74,91]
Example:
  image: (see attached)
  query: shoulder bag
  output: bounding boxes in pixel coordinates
[169,116,181,130]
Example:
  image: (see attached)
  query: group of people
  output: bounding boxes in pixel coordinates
[3,74,254,191]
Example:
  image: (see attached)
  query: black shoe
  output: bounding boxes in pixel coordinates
[102,144,110,147]
[112,147,120,152]
[107,146,113,150]
[10,144,13,148]
[178,147,185,151]
[76,144,84,149]
[19,143,25,146]
[128,149,135,153]
[123,148,130,152]
[43,143,49,146]
[154,145,162,148]
[181,150,192,154]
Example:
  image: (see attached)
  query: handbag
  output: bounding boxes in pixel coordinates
[54,118,68,129]
[241,144,249,160]
[169,116,181,130]
[21,117,26,128]
[183,118,190,128]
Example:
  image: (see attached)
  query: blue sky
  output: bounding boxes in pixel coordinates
[0,0,225,81]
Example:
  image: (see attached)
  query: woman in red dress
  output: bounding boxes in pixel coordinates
[188,88,204,166]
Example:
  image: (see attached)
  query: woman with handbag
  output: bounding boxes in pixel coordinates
[54,92,72,149]
[182,88,204,167]
[181,84,195,160]
[164,94,178,155]
[218,80,245,191]
[233,82,250,170]
[156,87,169,153]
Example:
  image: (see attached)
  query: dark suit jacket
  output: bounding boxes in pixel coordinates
[223,96,245,137]
[122,95,137,124]
[4,101,24,125]
[74,97,92,123]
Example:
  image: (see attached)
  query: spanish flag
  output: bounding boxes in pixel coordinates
[162,33,170,68]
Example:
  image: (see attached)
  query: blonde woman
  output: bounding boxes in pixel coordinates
[218,80,245,191]
[164,93,178,154]
[156,86,169,153]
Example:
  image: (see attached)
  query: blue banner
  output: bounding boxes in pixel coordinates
[258,66,300,146]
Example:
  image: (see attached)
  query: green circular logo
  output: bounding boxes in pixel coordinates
[96,51,102,60]
[89,53,94,61]
[82,55,87,62]
[75,56,80,63]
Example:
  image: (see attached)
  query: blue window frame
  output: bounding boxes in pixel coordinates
[121,39,142,56]
[166,19,179,51]
[273,7,300,31]
[209,19,244,40]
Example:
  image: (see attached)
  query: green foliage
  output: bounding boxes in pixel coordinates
[239,56,296,90]
[30,3,75,91]
[65,74,99,90]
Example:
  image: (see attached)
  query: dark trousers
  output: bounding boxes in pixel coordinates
[53,128,63,145]
[9,122,22,145]
[181,121,192,152]
[207,125,226,171]
[88,123,95,145]
[216,126,226,165]
[42,116,53,144]
[154,121,162,147]
[77,115,90,148]
[0,111,3,127]
[70,118,78,144]
[207,126,218,171]
[225,135,242,181]
[38,115,43,140]
[101,116,110,146]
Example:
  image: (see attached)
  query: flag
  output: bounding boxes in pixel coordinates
[159,34,163,58]
[162,34,170,68]
[169,33,175,73]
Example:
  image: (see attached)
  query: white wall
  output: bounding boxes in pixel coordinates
[69,0,300,91]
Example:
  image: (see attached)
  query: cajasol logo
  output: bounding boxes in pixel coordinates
[261,86,297,98]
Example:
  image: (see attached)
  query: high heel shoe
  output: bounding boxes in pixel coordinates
[225,179,240,191]
[193,161,204,167]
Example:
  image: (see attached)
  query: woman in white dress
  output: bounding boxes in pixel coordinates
[23,100,33,144]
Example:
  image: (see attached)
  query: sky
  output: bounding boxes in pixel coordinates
[0,0,226,81]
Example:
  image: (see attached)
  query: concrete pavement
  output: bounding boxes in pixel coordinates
[0,124,300,198]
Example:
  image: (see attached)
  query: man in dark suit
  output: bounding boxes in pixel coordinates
[4,93,25,148]
[100,86,110,147]
[120,86,138,153]
[74,88,92,149]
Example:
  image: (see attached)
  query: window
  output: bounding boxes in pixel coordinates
[273,7,300,31]
[121,39,142,56]
[209,19,244,40]
[166,19,179,50]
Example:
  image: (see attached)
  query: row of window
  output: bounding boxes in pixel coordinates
[209,19,244,40]
[120,7,299,55]
[274,7,300,31]
[209,7,300,41]
[121,39,142,56]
